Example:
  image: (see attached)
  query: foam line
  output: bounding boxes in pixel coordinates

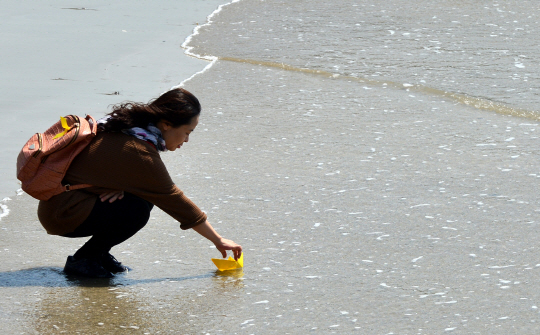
[173,0,241,89]
[0,199,11,220]
[219,56,540,121]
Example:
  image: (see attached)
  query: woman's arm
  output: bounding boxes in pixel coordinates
[192,220,243,260]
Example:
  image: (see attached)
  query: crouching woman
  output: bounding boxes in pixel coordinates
[37,88,242,278]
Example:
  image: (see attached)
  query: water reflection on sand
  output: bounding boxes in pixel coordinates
[0,266,244,334]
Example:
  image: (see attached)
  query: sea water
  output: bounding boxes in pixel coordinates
[2,1,540,334]
[189,0,539,118]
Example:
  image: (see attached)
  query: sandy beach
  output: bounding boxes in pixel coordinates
[2,0,540,334]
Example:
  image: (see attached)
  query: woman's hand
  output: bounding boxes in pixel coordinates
[214,238,243,261]
[99,191,124,203]
[192,220,243,260]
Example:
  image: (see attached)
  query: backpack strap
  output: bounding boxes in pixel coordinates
[63,184,93,192]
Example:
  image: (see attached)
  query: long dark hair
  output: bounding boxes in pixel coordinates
[99,88,201,132]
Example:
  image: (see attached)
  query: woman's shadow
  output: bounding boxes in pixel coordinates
[0,266,241,287]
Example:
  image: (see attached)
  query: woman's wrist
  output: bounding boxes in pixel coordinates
[212,236,225,247]
[192,220,222,244]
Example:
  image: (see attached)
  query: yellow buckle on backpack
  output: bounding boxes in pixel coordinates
[53,116,72,139]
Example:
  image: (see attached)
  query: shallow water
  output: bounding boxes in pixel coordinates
[190,0,540,119]
[2,0,540,334]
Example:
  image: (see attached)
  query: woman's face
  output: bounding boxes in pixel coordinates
[158,115,199,151]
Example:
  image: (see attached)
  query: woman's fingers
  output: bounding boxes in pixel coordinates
[100,193,112,202]
[233,248,242,261]
[100,191,124,203]
[215,239,243,260]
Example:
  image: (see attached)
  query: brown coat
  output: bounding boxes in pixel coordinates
[37,132,207,235]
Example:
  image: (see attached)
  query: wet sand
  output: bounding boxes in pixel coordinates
[2,58,540,333]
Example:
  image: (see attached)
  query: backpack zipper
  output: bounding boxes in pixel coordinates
[66,115,81,147]
[32,133,43,158]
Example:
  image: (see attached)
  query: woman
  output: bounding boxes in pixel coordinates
[37,88,242,278]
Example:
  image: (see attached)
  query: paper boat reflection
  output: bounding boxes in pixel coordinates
[211,253,243,271]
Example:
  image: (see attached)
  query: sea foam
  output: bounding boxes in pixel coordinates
[174,0,241,88]
[0,198,11,220]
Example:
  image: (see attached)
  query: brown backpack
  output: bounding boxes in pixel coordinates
[16,115,97,201]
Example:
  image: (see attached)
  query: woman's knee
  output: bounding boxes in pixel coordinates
[83,192,153,236]
[120,193,153,229]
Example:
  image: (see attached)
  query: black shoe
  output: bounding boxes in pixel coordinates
[64,256,113,278]
[100,253,128,273]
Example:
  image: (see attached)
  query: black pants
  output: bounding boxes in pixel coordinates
[63,192,154,259]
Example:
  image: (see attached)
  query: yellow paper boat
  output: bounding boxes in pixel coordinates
[211,253,243,271]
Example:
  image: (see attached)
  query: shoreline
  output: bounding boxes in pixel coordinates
[176,0,241,88]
